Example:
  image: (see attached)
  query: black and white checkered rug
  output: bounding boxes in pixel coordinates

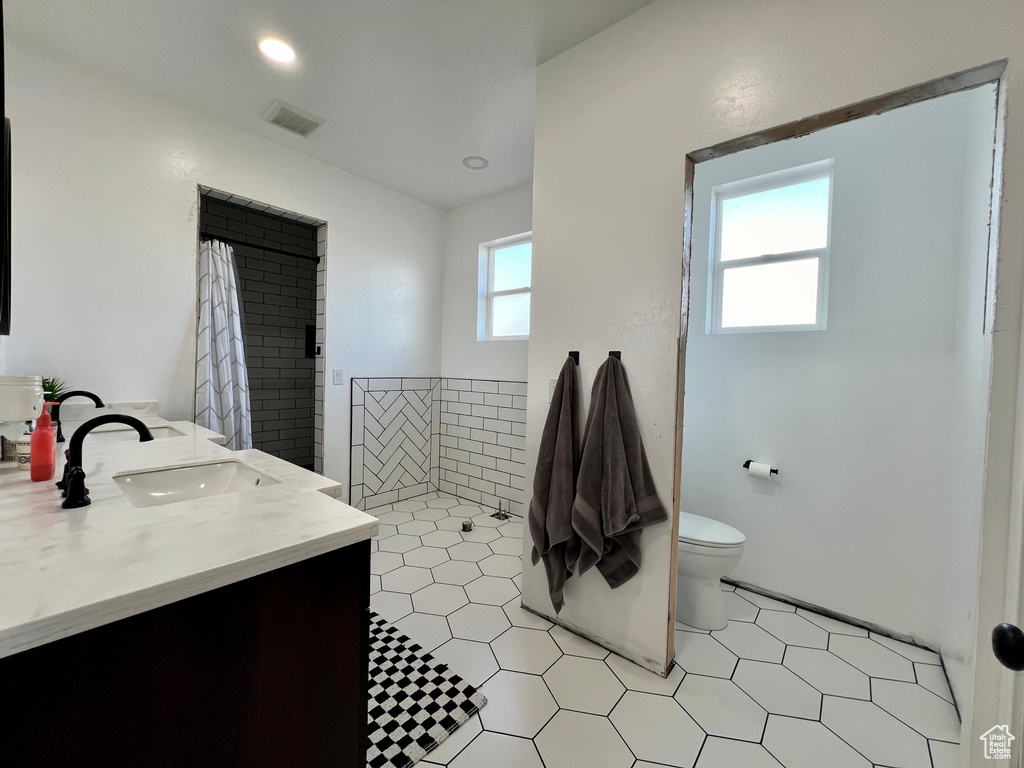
[367,612,487,768]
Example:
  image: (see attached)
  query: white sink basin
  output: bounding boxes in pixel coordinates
[112,460,280,508]
[86,425,187,442]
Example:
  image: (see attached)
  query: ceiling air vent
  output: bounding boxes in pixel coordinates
[263,99,324,137]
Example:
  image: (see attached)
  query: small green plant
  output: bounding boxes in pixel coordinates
[42,377,69,401]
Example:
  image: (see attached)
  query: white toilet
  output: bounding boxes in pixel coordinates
[676,512,746,631]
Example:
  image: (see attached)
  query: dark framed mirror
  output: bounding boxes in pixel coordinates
[1,117,10,337]
[0,0,9,337]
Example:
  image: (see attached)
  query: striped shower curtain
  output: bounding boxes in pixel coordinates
[194,239,252,450]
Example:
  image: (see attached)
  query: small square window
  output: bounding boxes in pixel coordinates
[709,161,833,333]
[480,235,531,340]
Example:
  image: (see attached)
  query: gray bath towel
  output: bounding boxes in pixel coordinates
[529,356,581,613]
[572,356,668,589]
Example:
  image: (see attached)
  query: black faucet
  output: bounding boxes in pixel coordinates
[61,415,154,509]
[53,390,105,443]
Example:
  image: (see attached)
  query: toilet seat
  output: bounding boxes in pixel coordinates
[678,512,745,549]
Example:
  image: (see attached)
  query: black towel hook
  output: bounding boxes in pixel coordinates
[568,351,579,365]
[609,351,621,360]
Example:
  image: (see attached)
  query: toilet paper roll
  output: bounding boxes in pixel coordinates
[747,461,774,479]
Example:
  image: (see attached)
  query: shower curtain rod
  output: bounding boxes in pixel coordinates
[200,233,321,265]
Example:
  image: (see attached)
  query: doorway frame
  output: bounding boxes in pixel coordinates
[194,185,329,474]
[670,59,1012,747]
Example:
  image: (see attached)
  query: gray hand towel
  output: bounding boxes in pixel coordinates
[572,356,668,588]
[529,357,581,613]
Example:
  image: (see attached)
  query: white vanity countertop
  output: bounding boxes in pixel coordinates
[0,417,378,659]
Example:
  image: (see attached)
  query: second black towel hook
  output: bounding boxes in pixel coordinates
[568,351,579,365]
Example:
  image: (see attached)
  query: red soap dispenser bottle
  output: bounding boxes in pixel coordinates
[30,403,58,482]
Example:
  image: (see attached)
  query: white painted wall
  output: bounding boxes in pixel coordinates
[681,88,996,705]
[440,184,532,381]
[2,42,444,484]
[523,0,1024,751]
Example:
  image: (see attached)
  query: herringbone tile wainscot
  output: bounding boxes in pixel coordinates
[351,378,440,509]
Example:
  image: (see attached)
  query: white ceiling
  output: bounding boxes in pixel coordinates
[5,0,654,210]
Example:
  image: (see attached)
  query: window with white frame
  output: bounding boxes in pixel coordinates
[479,234,532,340]
[708,160,833,333]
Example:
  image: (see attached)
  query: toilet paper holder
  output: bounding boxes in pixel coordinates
[743,460,779,476]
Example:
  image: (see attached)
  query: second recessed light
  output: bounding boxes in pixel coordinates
[463,156,489,170]
[259,37,296,64]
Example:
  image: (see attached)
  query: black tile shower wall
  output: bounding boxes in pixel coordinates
[200,196,319,261]
[200,196,318,468]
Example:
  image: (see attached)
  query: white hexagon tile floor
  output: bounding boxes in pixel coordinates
[367,493,961,768]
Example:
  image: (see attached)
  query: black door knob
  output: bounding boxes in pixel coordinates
[992,623,1024,671]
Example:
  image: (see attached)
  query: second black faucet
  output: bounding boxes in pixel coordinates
[52,390,105,443]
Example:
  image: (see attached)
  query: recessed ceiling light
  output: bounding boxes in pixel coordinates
[258,37,296,64]
[462,156,489,170]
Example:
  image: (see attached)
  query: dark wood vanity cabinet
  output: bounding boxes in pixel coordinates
[0,540,371,767]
